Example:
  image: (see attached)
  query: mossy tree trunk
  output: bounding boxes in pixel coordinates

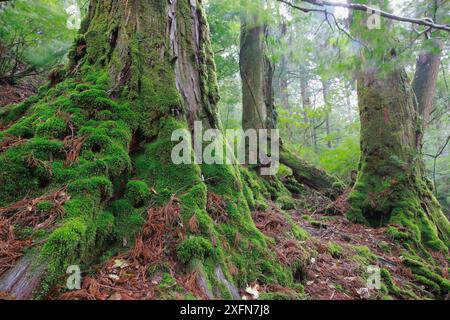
[240,13,271,134]
[0,0,297,299]
[412,38,443,148]
[274,22,290,111]
[347,3,449,255]
[239,8,343,198]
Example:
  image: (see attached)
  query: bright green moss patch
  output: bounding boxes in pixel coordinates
[380,268,401,296]
[35,117,68,139]
[68,176,113,200]
[110,199,145,243]
[276,195,295,210]
[42,218,87,261]
[386,226,410,241]
[403,254,450,295]
[352,245,378,266]
[328,242,343,259]
[348,165,450,255]
[124,180,150,208]
[0,95,40,125]
[177,236,214,263]
[36,200,54,213]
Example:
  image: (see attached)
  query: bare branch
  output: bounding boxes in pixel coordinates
[278,0,450,32]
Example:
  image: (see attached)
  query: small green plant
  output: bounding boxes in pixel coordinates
[328,242,343,259]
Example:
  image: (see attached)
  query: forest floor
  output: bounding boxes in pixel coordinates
[0,75,43,107]
[41,190,446,300]
[0,90,447,301]
[0,82,36,107]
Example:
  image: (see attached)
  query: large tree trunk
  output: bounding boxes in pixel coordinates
[412,38,443,148]
[240,16,270,133]
[276,22,290,111]
[0,0,278,300]
[348,5,449,257]
[239,9,342,198]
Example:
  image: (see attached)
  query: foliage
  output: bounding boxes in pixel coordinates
[0,0,76,81]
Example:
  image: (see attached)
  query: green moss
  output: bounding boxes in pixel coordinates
[282,176,306,194]
[386,226,410,241]
[159,272,177,289]
[68,176,113,200]
[0,95,39,125]
[36,200,54,213]
[177,236,214,263]
[35,117,67,138]
[403,254,450,295]
[111,199,145,243]
[328,242,343,259]
[380,268,401,296]
[94,211,115,236]
[377,241,391,253]
[348,162,450,254]
[276,195,296,210]
[41,217,89,282]
[414,275,441,293]
[352,245,378,266]
[302,215,326,228]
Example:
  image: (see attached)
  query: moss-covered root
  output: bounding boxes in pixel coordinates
[279,146,344,199]
[348,169,450,254]
[132,118,303,299]
[402,254,450,296]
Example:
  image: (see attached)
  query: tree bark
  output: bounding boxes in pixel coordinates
[239,8,342,198]
[277,22,290,110]
[299,68,313,146]
[348,6,449,254]
[412,38,443,148]
[240,15,269,133]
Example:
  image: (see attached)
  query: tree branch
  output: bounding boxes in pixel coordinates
[278,0,450,32]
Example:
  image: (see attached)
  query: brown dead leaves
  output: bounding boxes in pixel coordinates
[253,209,287,238]
[207,191,228,223]
[59,197,191,300]
[0,188,69,278]
[275,239,306,267]
[132,196,182,264]
[0,218,32,278]
[0,135,27,154]
[63,134,87,166]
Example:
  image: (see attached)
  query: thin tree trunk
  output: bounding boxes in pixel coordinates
[322,79,332,149]
[412,38,443,148]
[345,80,354,123]
[240,15,268,133]
[299,69,312,146]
